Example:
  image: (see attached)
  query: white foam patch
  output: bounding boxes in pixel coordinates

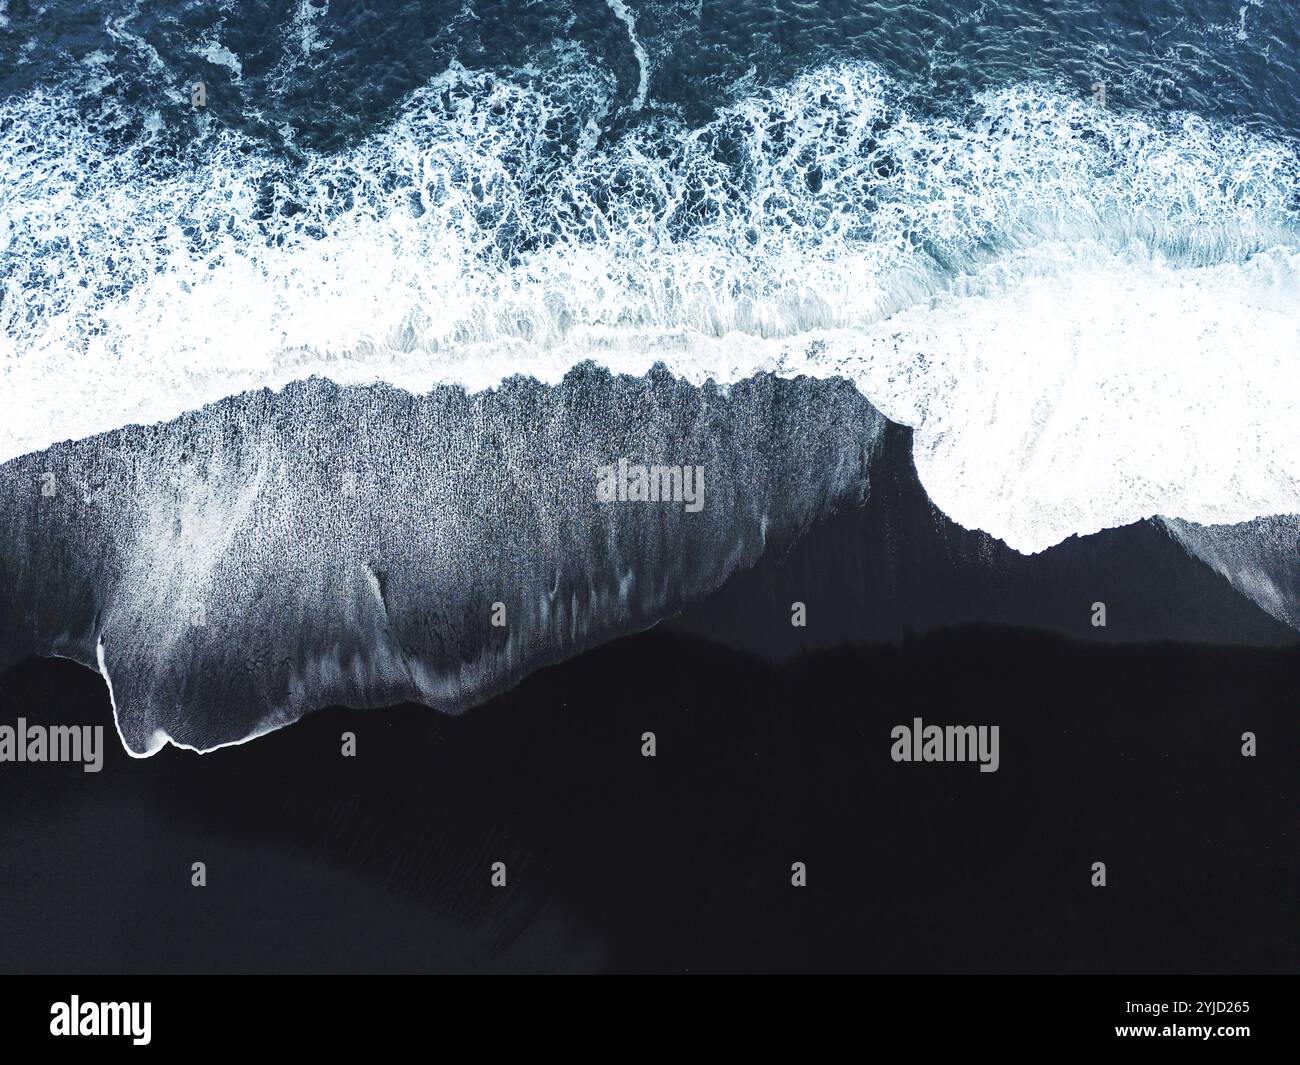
[805,242,1300,551]
[192,38,243,81]
[3,62,1299,553]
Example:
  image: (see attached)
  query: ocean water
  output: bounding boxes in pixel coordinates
[1,0,1299,753]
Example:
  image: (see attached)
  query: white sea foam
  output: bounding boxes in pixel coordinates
[2,62,1298,553]
[606,0,650,109]
[192,38,243,81]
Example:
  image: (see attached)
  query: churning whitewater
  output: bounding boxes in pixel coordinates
[3,55,1299,553]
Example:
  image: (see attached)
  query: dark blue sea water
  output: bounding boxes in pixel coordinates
[4,0,1298,147]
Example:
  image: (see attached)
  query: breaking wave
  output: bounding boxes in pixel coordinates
[3,59,1300,552]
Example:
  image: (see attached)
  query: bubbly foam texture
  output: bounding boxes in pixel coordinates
[605,0,650,110]
[3,62,1299,551]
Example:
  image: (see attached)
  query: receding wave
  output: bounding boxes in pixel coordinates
[0,369,885,754]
